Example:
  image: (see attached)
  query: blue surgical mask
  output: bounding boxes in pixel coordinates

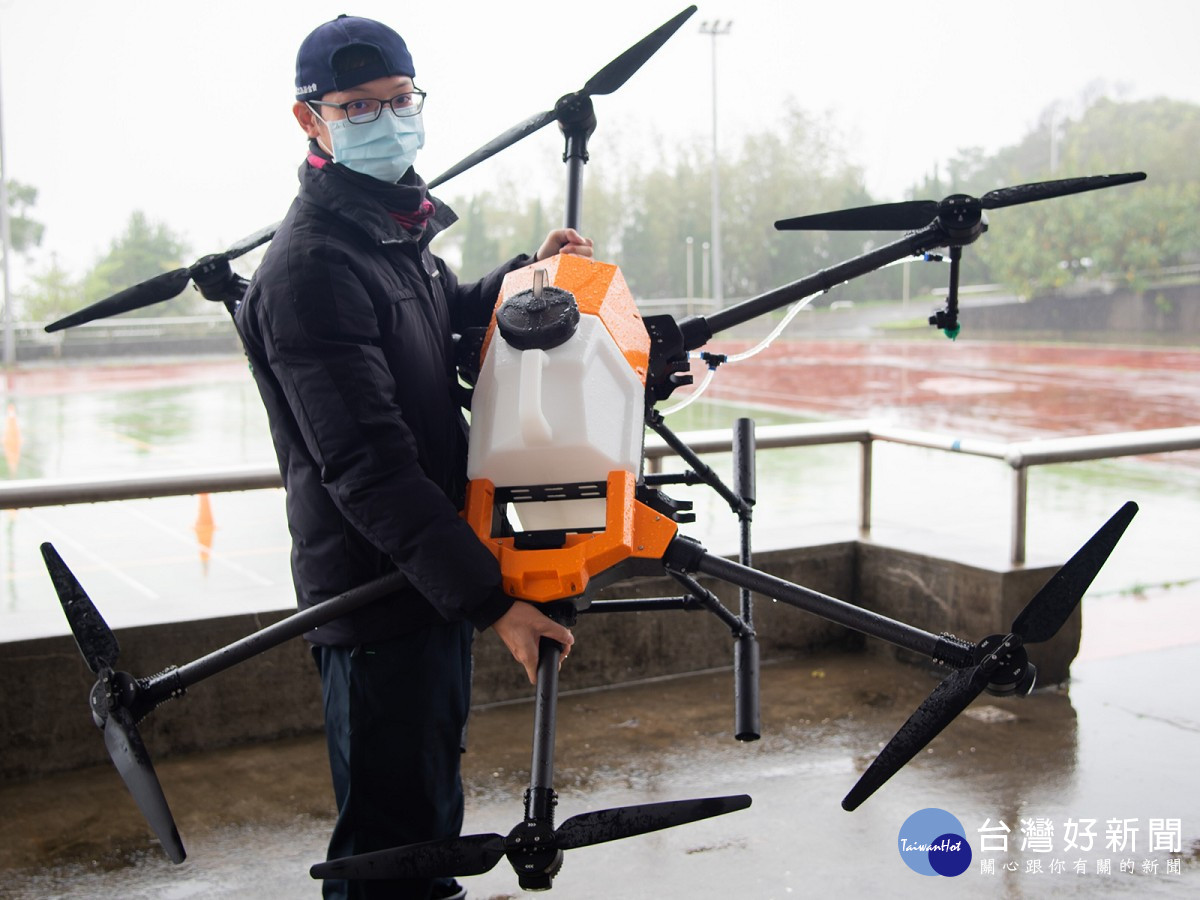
[317,111,425,183]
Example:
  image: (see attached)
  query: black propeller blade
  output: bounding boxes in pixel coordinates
[104,705,186,864]
[42,543,121,674]
[980,173,1146,210]
[841,501,1137,811]
[776,172,1146,232]
[1011,500,1138,643]
[44,221,280,332]
[311,794,751,881]
[311,833,507,881]
[555,795,752,850]
[40,543,186,863]
[776,199,940,233]
[579,7,696,98]
[428,6,696,189]
[44,269,193,333]
[841,665,988,812]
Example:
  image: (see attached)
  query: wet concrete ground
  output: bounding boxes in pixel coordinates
[2,595,1198,900]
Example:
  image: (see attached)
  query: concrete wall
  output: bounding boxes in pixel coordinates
[856,543,1078,681]
[967,284,1200,337]
[0,541,1064,784]
[16,331,244,363]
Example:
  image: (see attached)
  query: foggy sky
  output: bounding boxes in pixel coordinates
[2,0,1197,291]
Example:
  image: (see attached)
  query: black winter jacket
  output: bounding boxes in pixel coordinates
[236,154,527,645]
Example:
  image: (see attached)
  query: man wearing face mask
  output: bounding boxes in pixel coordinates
[235,15,591,900]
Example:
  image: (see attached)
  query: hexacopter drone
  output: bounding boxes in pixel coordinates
[41,5,1143,891]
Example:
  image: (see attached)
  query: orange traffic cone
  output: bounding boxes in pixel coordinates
[3,404,20,476]
[195,493,216,573]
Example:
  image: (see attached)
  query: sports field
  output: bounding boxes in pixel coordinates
[2,340,1197,642]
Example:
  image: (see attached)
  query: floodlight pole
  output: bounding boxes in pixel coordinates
[700,19,732,306]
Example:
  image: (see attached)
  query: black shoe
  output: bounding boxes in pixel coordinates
[431,879,466,900]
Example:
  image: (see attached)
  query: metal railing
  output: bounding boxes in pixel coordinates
[3,423,1198,566]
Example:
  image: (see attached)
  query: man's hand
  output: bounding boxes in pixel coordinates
[492,600,575,684]
[536,227,594,262]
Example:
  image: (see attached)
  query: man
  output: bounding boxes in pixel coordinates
[235,15,588,900]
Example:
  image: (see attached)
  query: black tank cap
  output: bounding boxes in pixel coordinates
[496,284,581,351]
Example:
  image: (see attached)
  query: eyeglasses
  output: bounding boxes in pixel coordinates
[308,90,427,125]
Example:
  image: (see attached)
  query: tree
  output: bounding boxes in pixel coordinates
[81,211,198,316]
[719,105,872,300]
[448,181,571,283]
[607,103,872,301]
[443,93,1200,307]
[443,102,874,303]
[4,181,49,324]
[4,180,45,256]
[921,95,1200,295]
[17,255,78,322]
[614,139,712,299]
[456,193,500,279]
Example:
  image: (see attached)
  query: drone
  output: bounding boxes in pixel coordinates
[41,5,1145,892]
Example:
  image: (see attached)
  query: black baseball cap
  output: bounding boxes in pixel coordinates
[295,15,415,101]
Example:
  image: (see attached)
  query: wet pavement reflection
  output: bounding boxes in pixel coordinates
[2,633,1197,899]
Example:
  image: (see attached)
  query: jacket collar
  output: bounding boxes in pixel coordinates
[298,142,458,248]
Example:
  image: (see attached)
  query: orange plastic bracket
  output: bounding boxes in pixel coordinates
[464,470,678,604]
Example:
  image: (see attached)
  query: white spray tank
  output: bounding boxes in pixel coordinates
[466,255,648,533]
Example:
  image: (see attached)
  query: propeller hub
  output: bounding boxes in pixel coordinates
[554,92,587,117]
[190,253,233,286]
[936,195,985,242]
[976,633,1035,697]
[554,92,597,140]
[89,668,139,726]
[89,671,116,728]
[506,820,563,890]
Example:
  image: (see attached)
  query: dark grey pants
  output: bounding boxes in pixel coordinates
[313,620,473,900]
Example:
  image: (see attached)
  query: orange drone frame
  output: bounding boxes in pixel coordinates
[463,254,676,604]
